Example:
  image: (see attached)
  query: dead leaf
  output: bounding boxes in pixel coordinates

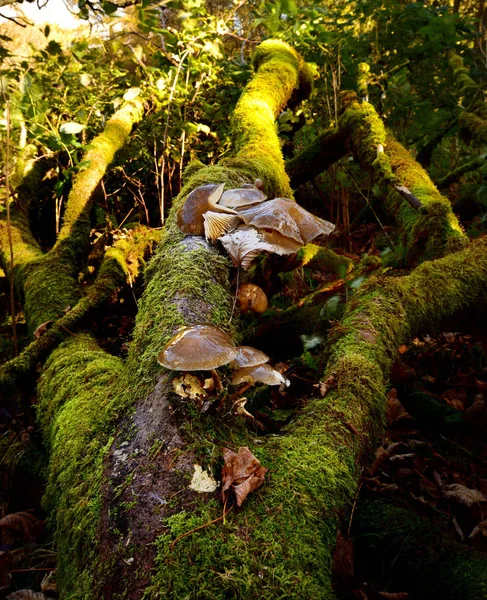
[33,320,52,340]
[378,593,408,600]
[314,373,336,398]
[0,512,40,544]
[475,379,487,393]
[470,520,487,551]
[441,388,467,411]
[40,571,56,595]
[221,447,267,507]
[398,344,409,355]
[386,389,413,425]
[443,484,486,506]
[332,530,355,590]
[368,446,389,476]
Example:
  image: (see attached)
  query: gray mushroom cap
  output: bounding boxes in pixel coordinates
[231,364,290,387]
[158,324,237,371]
[230,346,270,369]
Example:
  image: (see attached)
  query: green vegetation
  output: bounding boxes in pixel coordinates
[1,0,487,598]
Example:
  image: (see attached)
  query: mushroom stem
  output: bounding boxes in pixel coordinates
[210,368,223,392]
[232,382,254,400]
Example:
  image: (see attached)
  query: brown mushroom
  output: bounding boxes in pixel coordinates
[231,363,290,387]
[236,283,268,314]
[157,324,237,392]
[217,187,267,209]
[176,183,237,236]
[237,198,335,244]
[230,346,269,369]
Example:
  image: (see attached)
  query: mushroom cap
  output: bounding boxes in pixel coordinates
[158,324,237,371]
[218,187,267,209]
[177,183,237,236]
[231,364,290,386]
[230,346,270,369]
[236,283,268,314]
[238,198,335,244]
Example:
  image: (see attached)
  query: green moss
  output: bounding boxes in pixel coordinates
[448,51,479,99]
[357,62,371,99]
[37,333,128,598]
[295,243,353,276]
[459,110,487,145]
[339,92,467,263]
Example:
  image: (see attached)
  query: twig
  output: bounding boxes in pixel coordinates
[170,505,233,551]
[4,99,18,355]
[347,481,363,538]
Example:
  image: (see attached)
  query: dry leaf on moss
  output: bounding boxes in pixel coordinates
[221,447,267,507]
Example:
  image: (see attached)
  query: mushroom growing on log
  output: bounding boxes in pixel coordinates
[157,324,237,392]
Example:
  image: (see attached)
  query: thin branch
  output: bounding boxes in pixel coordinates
[4,100,18,355]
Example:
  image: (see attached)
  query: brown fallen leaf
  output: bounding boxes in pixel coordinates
[221,447,267,507]
[378,593,408,600]
[386,389,413,425]
[0,512,40,544]
[314,373,336,398]
[33,320,52,340]
[442,484,486,507]
[441,388,467,411]
[470,520,487,551]
[332,530,355,590]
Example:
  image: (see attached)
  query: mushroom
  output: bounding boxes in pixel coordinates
[157,324,237,392]
[231,363,290,387]
[237,198,335,244]
[236,283,268,314]
[203,211,241,242]
[217,187,267,209]
[177,183,238,236]
[230,346,270,369]
[219,225,301,270]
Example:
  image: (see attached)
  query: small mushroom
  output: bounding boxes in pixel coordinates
[218,187,267,209]
[236,283,268,314]
[177,183,237,236]
[158,324,237,392]
[231,364,290,387]
[238,198,335,244]
[230,346,270,369]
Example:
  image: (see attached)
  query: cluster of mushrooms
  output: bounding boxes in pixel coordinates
[159,182,335,411]
[158,324,289,403]
[176,181,335,269]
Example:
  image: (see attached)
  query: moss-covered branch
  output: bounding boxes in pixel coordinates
[286,128,349,188]
[449,51,487,145]
[339,92,467,262]
[437,154,487,189]
[0,227,159,395]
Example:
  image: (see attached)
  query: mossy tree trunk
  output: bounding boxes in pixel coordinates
[6,40,487,600]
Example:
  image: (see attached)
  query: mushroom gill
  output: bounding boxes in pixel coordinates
[176,183,237,236]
